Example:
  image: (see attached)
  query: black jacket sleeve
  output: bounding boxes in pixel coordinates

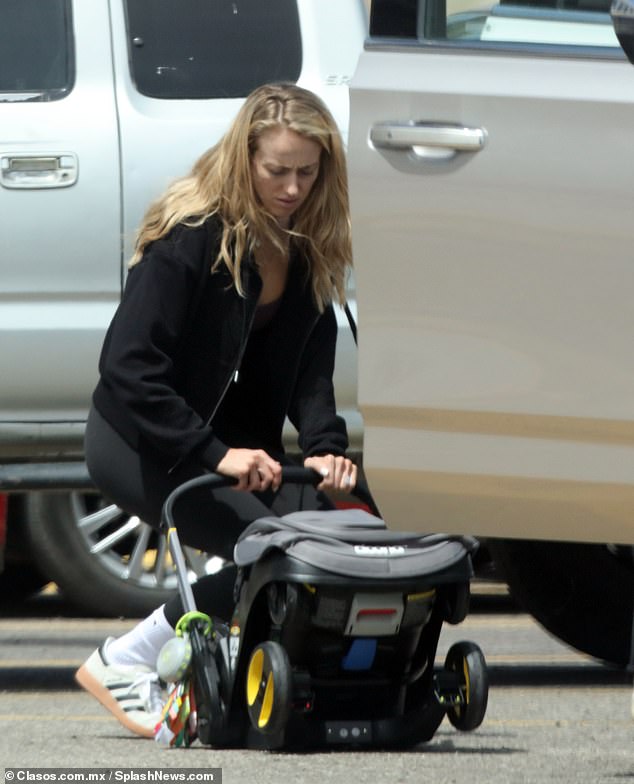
[287,306,349,458]
[94,225,230,467]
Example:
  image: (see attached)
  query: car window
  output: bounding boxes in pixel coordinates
[124,0,303,99]
[0,0,74,101]
[370,0,620,48]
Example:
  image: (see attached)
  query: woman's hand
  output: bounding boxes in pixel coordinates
[304,454,357,491]
[216,448,282,492]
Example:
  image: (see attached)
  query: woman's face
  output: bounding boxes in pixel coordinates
[251,126,321,228]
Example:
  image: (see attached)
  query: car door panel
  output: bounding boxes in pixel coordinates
[349,31,634,543]
[0,0,120,425]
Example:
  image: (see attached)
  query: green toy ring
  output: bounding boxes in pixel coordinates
[175,610,213,638]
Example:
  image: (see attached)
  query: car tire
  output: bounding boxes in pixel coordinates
[23,491,219,617]
[486,538,634,667]
[0,496,50,605]
[0,562,50,606]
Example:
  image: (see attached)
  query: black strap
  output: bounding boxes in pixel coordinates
[344,302,357,346]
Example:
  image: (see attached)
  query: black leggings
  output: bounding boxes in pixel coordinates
[85,406,332,624]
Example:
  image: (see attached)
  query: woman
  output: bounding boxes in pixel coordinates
[75,82,357,738]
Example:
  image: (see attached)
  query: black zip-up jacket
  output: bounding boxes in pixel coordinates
[92,215,349,471]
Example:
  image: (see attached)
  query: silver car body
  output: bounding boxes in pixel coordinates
[0,0,365,615]
[0,0,365,460]
[349,0,634,544]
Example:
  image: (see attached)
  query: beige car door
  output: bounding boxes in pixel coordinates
[349,0,634,546]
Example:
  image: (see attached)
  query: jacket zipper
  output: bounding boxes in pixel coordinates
[204,298,255,428]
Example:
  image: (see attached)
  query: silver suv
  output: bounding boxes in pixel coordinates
[348,0,634,665]
[0,0,365,615]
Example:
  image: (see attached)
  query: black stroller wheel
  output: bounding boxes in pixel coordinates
[444,641,488,732]
[246,641,292,736]
[190,625,225,745]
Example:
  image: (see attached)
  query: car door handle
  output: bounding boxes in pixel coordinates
[0,153,78,189]
[370,122,486,155]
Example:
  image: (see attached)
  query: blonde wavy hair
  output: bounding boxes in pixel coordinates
[130,82,352,311]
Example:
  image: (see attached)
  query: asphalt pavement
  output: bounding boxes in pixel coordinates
[0,584,632,783]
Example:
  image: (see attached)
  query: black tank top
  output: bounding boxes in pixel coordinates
[211,293,286,454]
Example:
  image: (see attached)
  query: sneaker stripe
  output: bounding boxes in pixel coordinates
[104,680,136,691]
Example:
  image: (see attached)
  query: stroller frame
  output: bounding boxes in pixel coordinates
[160,467,488,750]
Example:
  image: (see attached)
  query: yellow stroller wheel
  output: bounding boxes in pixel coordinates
[246,641,292,736]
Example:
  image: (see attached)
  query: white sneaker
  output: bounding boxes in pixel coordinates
[75,638,164,738]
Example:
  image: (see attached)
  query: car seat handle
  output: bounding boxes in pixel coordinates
[160,467,380,532]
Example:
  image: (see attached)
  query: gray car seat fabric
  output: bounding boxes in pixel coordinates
[233,508,477,579]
